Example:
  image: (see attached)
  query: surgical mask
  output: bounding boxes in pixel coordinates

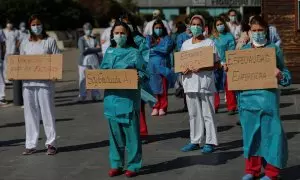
[84,30,92,36]
[20,27,26,31]
[128,24,134,32]
[113,34,127,47]
[31,25,43,35]
[229,16,237,22]
[190,25,203,37]
[251,32,267,47]
[154,28,163,36]
[216,24,225,33]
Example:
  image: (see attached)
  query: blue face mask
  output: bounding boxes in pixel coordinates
[216,24,225,33]
[154,28,163,36]
[84,30,92,36]
[31,25,43,35]
[229,16,237,22]
[113,34,127,47]
[190,25,203,37]
[252,32,266,45]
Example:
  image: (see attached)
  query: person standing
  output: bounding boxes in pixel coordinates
[211,17,237,115]
[3,20,19,83]
[18,22,30,48]
[101,18,116,54]
[231,16,291,180]
[143,9,172,36]
[19,15,60,155]
[0,29,6,105]
[146,20,174,116]
[227,9,242,42]
[180,15,218,153]
[77,23,101,102]
[100,21,146,177]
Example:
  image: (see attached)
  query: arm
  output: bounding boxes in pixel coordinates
[276,46,291,87]
[152,36,173,55]
[50,38,61,54]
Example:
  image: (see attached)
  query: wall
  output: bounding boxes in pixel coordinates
[262,0,300,83]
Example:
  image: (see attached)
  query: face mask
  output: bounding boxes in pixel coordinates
[154,28,163,37]
[229,16,237,22]
[31,25,43,35]
[128,24,134,32]
[190,25,203,37]
[113,34,127,47]
[84,30,92,36]
[251,32,267,47]
[20,27,26,31]
[216,24,225,33]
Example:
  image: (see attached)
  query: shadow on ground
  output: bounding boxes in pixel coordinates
[281,88,300,96]
[281,114,300,121]
[0,118,74,129]
[140,150,243,175]
[281,165,300,180]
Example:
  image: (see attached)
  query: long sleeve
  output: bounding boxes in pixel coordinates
[151,36,174,55]
[275,46,291,87]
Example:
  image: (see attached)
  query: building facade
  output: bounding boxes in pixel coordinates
[138,0,261,20]
[262,0,300,82]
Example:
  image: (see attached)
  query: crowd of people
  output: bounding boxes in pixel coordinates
[0,8,290,180]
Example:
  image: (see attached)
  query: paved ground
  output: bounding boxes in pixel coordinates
[0,49,300,180]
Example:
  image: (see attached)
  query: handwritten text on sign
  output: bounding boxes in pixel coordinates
[86,69,138,90]
[174,46,214,73]
[226,48,278,91]
[7,54,63,80]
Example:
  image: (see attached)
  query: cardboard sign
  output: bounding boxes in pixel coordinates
[7,54,63,80]
[174,46,214,73]
[86,69,138,90]
[226,48,278,91]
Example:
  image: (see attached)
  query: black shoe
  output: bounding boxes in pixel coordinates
[236,121,241,126]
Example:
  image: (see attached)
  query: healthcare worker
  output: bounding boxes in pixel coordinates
[0,29,7,105]
[101,18,116,54]
[100,20,146,178]
[18,22,30,48]
[77,23,101,102]
[211,17,237,115]
[228,16,291,180]
[180,15,219,154]
[143,9,172,36]
[120,14,154,144]
[18,15,60,155]
[227,9,241,42]
[146,20,174,116]
[3,20,19,83]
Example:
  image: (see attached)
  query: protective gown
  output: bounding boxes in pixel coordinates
[238,43,292,169]
[100,46,147,172]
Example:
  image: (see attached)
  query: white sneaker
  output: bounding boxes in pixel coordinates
[0,99,9,107]
[159,109,166,116]
[151,109,159,116]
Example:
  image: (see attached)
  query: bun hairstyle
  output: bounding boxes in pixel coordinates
[110,20,137,48]
[190,15,205,27]
[28,14,48,41]
[249,15,270,41]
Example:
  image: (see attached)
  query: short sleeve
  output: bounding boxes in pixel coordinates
[48,37,61,54]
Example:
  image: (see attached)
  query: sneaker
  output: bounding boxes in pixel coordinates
[0,99,8,106]
[124,170,137,178]
[242,174,254,180]
[260,176,272,180]
[201,144,215,154]
[236,121,241,126]
[151,109,159,116]
[22,148,37,155]
[158,109,166,116]
[78,96,86,103]
[46,145,57,155]
[108,169,123,177]
[181,143,200,152]
[92,95,101,102]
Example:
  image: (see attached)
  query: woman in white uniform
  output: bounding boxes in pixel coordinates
[77,23,101,102]
[3,20,19,83]
[180,15,219,154]
[19,15,60,155]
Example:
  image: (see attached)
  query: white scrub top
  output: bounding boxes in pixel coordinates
[180,38,218,94]
[3,29,19,55]
[101,27,112,43]
[20,37,61,87]
[226,22,241,41]
[18,30,30,44]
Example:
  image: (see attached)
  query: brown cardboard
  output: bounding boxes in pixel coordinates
[174,46,214,73]
[6,54,63,80]
[226,48,278,91]
[86,69,138,89]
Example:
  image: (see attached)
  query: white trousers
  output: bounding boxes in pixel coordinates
[23,86,56,149]
[78,65,100,98]
[0,60,5,100]
[186,92,218,146]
